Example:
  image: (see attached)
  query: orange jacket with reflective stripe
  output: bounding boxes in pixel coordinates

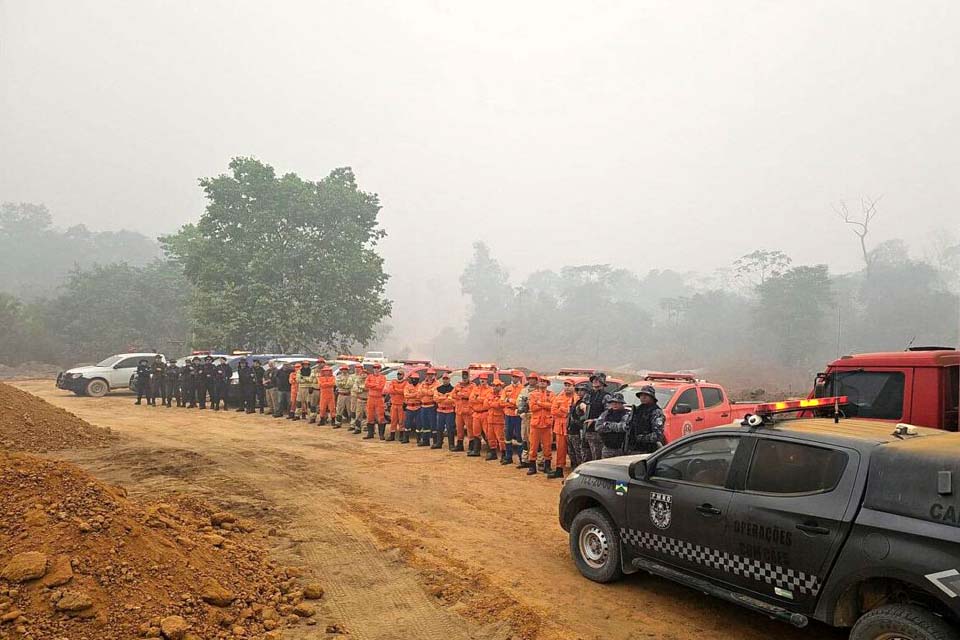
[551,391,575,433]
[419,380,438,406]
[469,385,492,413]
[388,379,407,404]
[485,392,506,424]
[501,383,523,417]
[529,389,554,428]
[403,382,422,409]
[365,373,386,398]
[317,374,336,393]
[435,386,456,413]
[453,381,474,414]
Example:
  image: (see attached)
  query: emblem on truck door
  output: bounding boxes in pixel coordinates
[650,492,673,530]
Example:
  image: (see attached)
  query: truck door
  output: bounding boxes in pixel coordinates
[110,356,142,388]
[671,387,705,438]
[624,435,747,586]
[725,437,860,612]
[700,385,731,428]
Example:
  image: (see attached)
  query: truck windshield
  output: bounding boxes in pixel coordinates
[96,356,122,367]
[824,370,904,420]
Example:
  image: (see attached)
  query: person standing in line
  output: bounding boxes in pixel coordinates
[595,392,634,459]
[581,373,611,462]
[263,361,277,416]
[402,372,421,444]
[565,384,589,469]
[134,358,152,405]
[385,369,407,441]
[467,374,492,457]
[451,370,473,452]
[252,359,267,414]
[197,355,215,409]
[417,369,439,447]
[237,359,256,414]
[287,363,302,420]
[500,374,524,465]
[483,378,507,461]
[180,358,197,408]
[274,362,293,418]
[434,373,456,450]
[148,354,165,407]
[212,356,232,411]
[316,365,337,425]
[164,359,181,407]
[524,375,555,476]
[364,363,387,439]
[296,361,316,421]
[335,366,353,428]
[351,366,369,434]
[547,379,577,479]
[516,375,536,466]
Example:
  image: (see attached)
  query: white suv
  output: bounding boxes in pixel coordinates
[56,352,166,397]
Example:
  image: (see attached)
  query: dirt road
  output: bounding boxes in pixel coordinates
[15,380,844,640]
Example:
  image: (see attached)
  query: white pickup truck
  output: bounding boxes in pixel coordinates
[56,352,166,397]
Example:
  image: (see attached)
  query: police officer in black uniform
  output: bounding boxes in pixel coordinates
[251,359,267,414]
[164,360,181,407]
[198,355,215,409]
[237,359,256,414]
[594,392,634,459]
[211,357,232,411]
[627,385,666,453]
[581,372,612,462]
[134,359,152,405]
[181,358,197,408]
[148,355,165,406]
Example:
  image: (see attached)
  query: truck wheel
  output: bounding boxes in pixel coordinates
[569,507,623,583]
[851,604,959,640]
[85,379,109,398]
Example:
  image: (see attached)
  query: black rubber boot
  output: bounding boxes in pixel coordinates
[485,448,498,461]
[352,424,362,435]
[500,449,512,465]
[546,465,563,479]
[526,460,538,475]
[466,438,480,457]
[430,432,443,449]
[385,430,396,442]
[454,440,464,452]
[378,424,386,440]
[363,424,375,439]
[416,432,427,447]
[517,459,532,469]
[542,460,552,474]
[399,431,408,444]
[447,433,456,451]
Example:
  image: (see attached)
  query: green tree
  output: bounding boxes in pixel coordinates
[43,261,191,363]
[756,265,834,368]
[733,250,792,288]
[161,158,391,353]
[459,242,514,355]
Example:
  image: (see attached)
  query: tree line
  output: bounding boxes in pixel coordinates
[0,158,391,367]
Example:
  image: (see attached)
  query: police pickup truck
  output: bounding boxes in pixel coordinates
[559,396,960,640]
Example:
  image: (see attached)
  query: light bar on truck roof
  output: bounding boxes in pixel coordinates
[755,396,849,415]
[643,372,697,382]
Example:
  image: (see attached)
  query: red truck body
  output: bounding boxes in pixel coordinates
[621,373,757,443]
[811,348,958,431]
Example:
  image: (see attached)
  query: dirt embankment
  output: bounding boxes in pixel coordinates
[0,382,116,453]
[0,384,333,640]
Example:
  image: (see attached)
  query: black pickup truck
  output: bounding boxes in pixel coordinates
[559,413,960,640]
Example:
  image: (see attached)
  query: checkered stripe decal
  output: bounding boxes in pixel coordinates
[620,528,820,596]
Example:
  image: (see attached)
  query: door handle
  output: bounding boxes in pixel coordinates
[796,522,830,535]
[720,412,729,418]
[696,504,722,516]
[695,417,704,422]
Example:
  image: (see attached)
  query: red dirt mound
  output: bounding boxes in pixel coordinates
[0,452,323,640]
[0,382,116,453]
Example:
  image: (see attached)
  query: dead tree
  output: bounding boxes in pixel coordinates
[833,195,882,271]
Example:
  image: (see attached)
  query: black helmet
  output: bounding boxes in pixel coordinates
[636,385,657,400]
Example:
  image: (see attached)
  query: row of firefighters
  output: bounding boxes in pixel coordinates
[132,355,667,479]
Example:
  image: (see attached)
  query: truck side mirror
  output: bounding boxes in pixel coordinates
[629,459,649,480]
[674,403,692,415]
[814,372,828,398]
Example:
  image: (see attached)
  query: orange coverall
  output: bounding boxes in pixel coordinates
[501,382,523,449]
[387,379,407,433]
[484,389,506,452]
[528,388,555,464]
[551,390,576,470]
[365,372,387,424]
[288,366,301,417]
[317,369,336,421]
[453,380,474,441]
[469,384,492,439]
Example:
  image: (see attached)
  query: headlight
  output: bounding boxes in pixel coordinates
[68,373,81,379]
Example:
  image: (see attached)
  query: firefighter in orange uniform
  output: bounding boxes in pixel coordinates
[402,372,421,444]
[364,363,387,440]
[452,370,473,452]
[386,369,407,442]
[523,374,554,475]
[434,373,457,450]
[288,362,302,420]
[500,373,524,465]
[467,374,493,457]
[417,369,439,447]
[316,365,337,425]
[484,378,507,461]
[548,379,576,479]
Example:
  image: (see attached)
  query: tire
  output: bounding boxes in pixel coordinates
[569,507,623,583]
[851,604,960,640]
[84,378,109,398]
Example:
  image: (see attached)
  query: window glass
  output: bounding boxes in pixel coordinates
[114,357,143,369]
[675,388,700,411]
[651,436,740,487]
[701,387,724,408]
[746,440,847,494]
[96,355,122,367]
[945,366,958,432]
[826,371,904,419]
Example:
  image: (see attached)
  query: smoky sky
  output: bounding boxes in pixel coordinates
[1,0,958,342]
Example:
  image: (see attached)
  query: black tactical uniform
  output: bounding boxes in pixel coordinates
[198,358,215,409]
[134,360,151,405]
[627,385,666,454]
[237,360,256,413]
[252,361,266,413]
[211,360,232,410]
[164,362,181,407]
[149,357,166,406]
[595,397,634,459]
[582,376,611,462]
[181,360,197,407]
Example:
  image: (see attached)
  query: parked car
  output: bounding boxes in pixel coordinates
[560,397,960,640]
[56,352,166,397]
